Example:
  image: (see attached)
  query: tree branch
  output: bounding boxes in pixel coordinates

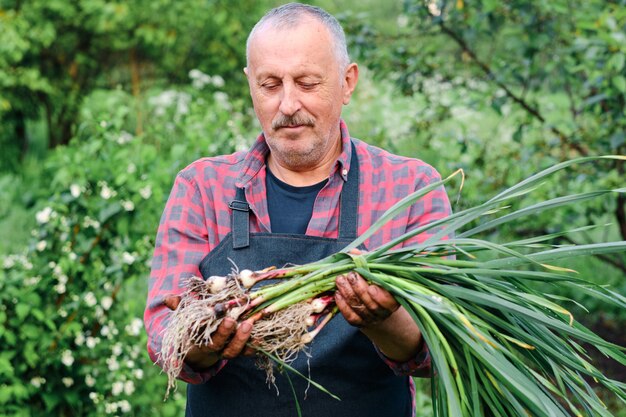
[437,21,589,157]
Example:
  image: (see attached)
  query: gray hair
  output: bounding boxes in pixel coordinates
[246,2,351,70]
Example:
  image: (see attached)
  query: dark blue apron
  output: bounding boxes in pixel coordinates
[188,143,412,417]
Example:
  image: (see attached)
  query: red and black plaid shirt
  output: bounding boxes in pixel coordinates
[145,120,452,391]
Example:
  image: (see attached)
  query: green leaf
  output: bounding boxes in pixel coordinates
[612,76,626,93]
[15,304,29,321]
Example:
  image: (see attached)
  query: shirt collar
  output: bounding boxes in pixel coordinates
[236,119,353,188]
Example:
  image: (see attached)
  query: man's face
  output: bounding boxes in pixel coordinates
[245,18,358,171]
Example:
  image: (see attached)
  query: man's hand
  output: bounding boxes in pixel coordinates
[335,271,399,328]
[334,273,424,362]
[164,295,256,370]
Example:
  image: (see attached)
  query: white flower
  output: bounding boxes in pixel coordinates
[68,252,77,261]
[125,318,144,336]
[58,308,68,318]
[24,276,41,286]
[36,207,54,224]
[100,183,116,200]
[211,75,225,88]
[121,200,134,211]
[133,369,144,380]
[124,380,135,395]
[112,343,123,356]
[30,377,46,387]
[189,69,212,89]
[36,240,47,252]
[139,185,152,199]
[61,350,74,367]
[100,120,108,128]
[75,332,85,346]
[107,356,120,371]
[83,216,101,230]
[89,392,99,403]
[54,283,66,294]
[84,292,97,307]
[3,255,16,269]
[121,251,136,265]
[62,377,74,387]
[105,402,118,414]
[111,381,124,396]
[101,296,113,310]
[85,374,96,387]
[116,131,133,145]
[86,337,99,349]
[189,68,202,79]
[127,163,137,174]
[214,91,229,108]
[101,325,110,337]
[119,399,131,413]
[70,184,82,198]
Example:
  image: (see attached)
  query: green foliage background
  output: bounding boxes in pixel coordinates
[0,0,624,416]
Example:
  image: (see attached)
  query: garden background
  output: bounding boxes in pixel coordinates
[0,0,625,415]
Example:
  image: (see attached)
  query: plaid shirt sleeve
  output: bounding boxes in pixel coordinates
[144,169,229,384]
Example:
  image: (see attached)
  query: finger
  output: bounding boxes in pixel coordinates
[221,319,254,359]
[340,272,380,321]
[336,274,360,305]
[368,285,400,313]
[335,292,365,327]
[348,248,363,255]
[205,318,238,352]
[164,295,181,310]
[345,272,378,310]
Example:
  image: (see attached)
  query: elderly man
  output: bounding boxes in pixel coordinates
[145,3,451,416]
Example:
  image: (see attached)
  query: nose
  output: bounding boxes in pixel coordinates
[278,83,302,116]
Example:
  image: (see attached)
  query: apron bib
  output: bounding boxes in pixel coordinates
[187,143,412,417]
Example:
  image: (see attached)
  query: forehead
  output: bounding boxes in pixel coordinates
[247,19,339,76]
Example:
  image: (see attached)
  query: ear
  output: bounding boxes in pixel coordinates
[342,63,359,105]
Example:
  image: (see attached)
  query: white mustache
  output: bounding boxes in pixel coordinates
[272,114,315,130]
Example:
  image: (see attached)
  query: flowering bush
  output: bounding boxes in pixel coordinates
[0,70,255,416]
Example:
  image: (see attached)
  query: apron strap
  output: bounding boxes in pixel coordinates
[230,140,359,249]
[338,141,359,239]
[229,191,250,249]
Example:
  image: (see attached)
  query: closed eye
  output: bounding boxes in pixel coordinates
[299,82,320,90]
[261,83,280,91]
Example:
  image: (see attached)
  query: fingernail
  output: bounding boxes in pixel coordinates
[368,286,378,296]
[336,276,345,285]
[223,319,235,330]
[348,273,356,284]
[240,321,252,333]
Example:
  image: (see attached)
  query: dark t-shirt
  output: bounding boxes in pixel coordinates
[266,168,327,234]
